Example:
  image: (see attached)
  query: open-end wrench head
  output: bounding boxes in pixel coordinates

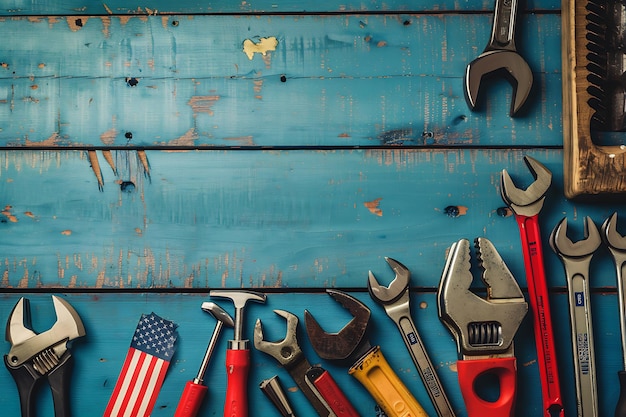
[500,156,552,211]
[550,216,601,258]
[6,296,85,367]
[464,50,533,117]
[201,302,234,328]
[602,212,626,251]
[253,310,302,366]
[367,257,410,304]
[304,290,370,361]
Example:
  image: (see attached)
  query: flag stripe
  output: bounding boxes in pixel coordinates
[103,313,178,417]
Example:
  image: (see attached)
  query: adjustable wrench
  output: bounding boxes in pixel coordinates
[500,156,563,417]
[550,217,601,417]
[368,257,456,417]
[254,310,358,417]
[438,237,528,417]
[464,0,533,116]
[601,212,626,417]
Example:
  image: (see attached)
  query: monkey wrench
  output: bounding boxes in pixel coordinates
[368,257,456,417]
[501,156,563,417]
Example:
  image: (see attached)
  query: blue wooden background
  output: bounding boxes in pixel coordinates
[1,0,625,416]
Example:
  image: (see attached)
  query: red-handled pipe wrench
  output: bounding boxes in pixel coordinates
[210,290,266,417]
[438,237,528,417]
[500,156,563,417]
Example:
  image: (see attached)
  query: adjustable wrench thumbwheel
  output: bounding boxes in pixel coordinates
[438,238,527,417]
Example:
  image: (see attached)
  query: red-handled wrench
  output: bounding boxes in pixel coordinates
[500,156,563,417]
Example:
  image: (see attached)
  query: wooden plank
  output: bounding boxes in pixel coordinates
[0,14,562,147]
[0,291,618,417]
[1,148,623,289]
[0,0,561,15]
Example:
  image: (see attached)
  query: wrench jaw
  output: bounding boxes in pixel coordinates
[253,310,304,368]
[550,217,601,260]
[464,50,534,117]
[438,238,528,359]
[6,296,86,368]
[367,257,410,304]
[500,156,552,217]
[602,212,626,252]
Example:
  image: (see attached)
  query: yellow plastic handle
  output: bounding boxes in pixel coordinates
[348,345,429,417]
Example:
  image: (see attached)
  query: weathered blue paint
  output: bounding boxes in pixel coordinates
[0,14,561,147]
[0,292,621,417]
[0,0,560,15]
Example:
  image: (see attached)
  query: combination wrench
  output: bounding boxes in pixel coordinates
[550,217,601,417]
[368,257,456,417]
[500,156,563,417]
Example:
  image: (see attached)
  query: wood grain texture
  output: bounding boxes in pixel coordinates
[0,14,561,147]
[1,149,624,290]
[0,0,560,15]
[0,292,620,417]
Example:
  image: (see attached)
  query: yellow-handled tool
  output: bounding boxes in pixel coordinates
[305,289,429,417]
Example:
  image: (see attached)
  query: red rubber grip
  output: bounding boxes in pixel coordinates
[174,381,208,417]
[313,369,359,417]
[457,357,517,417]
[223,349,250,417]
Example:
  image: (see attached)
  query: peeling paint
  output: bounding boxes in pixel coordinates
[243,36,278,60]
[188,95,220,116]
[1,205,17,222]
[364,198,383,216]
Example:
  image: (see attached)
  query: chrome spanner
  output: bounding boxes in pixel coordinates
[550,217,601,417]
[368,257,456,417]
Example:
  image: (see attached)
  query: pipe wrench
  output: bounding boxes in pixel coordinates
[438,238,528,417]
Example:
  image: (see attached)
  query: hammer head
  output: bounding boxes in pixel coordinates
[209,290,266,311]
[201,302,234,328]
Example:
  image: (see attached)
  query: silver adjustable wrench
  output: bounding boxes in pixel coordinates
[550,217,601,417]
[368,257,456,417]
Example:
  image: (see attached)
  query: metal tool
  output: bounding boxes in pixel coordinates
[174,302,234,417]
[500,155,564,417]
[305,289,429,417]
[368,257,456,417]
[464,0,533,116]
[210,290,266,417]
[254,309,358,417]
[438,237,527,417]
[260,375,297,417]
[550,216,601,417]
[601,212,626,416]
[4,295,86,417]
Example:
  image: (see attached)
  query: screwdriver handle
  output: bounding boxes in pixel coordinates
[224,348,250,417]
[457,357,516,417]
[308,366,359,417]
[616,371,626,417]
[174,381,208,417]
[349,345,428,417]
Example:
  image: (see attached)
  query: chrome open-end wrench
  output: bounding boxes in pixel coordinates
[464,0,533,116]
[602,212,626,417]
[368,257,456,417]
[550,217,601,417]
[500,156,563,417]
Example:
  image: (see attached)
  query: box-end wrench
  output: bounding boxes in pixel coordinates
[602,212,626,417]
[500,156,563,417]
[550,217,601,417]
[368,257,456,417]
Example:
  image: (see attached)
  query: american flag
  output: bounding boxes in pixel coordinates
[103,312,178,417]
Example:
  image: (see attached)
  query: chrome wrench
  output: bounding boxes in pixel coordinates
[368,257,456,417]
[550,217,601,417]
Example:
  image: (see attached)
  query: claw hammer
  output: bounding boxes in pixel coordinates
[210,290,267,417]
